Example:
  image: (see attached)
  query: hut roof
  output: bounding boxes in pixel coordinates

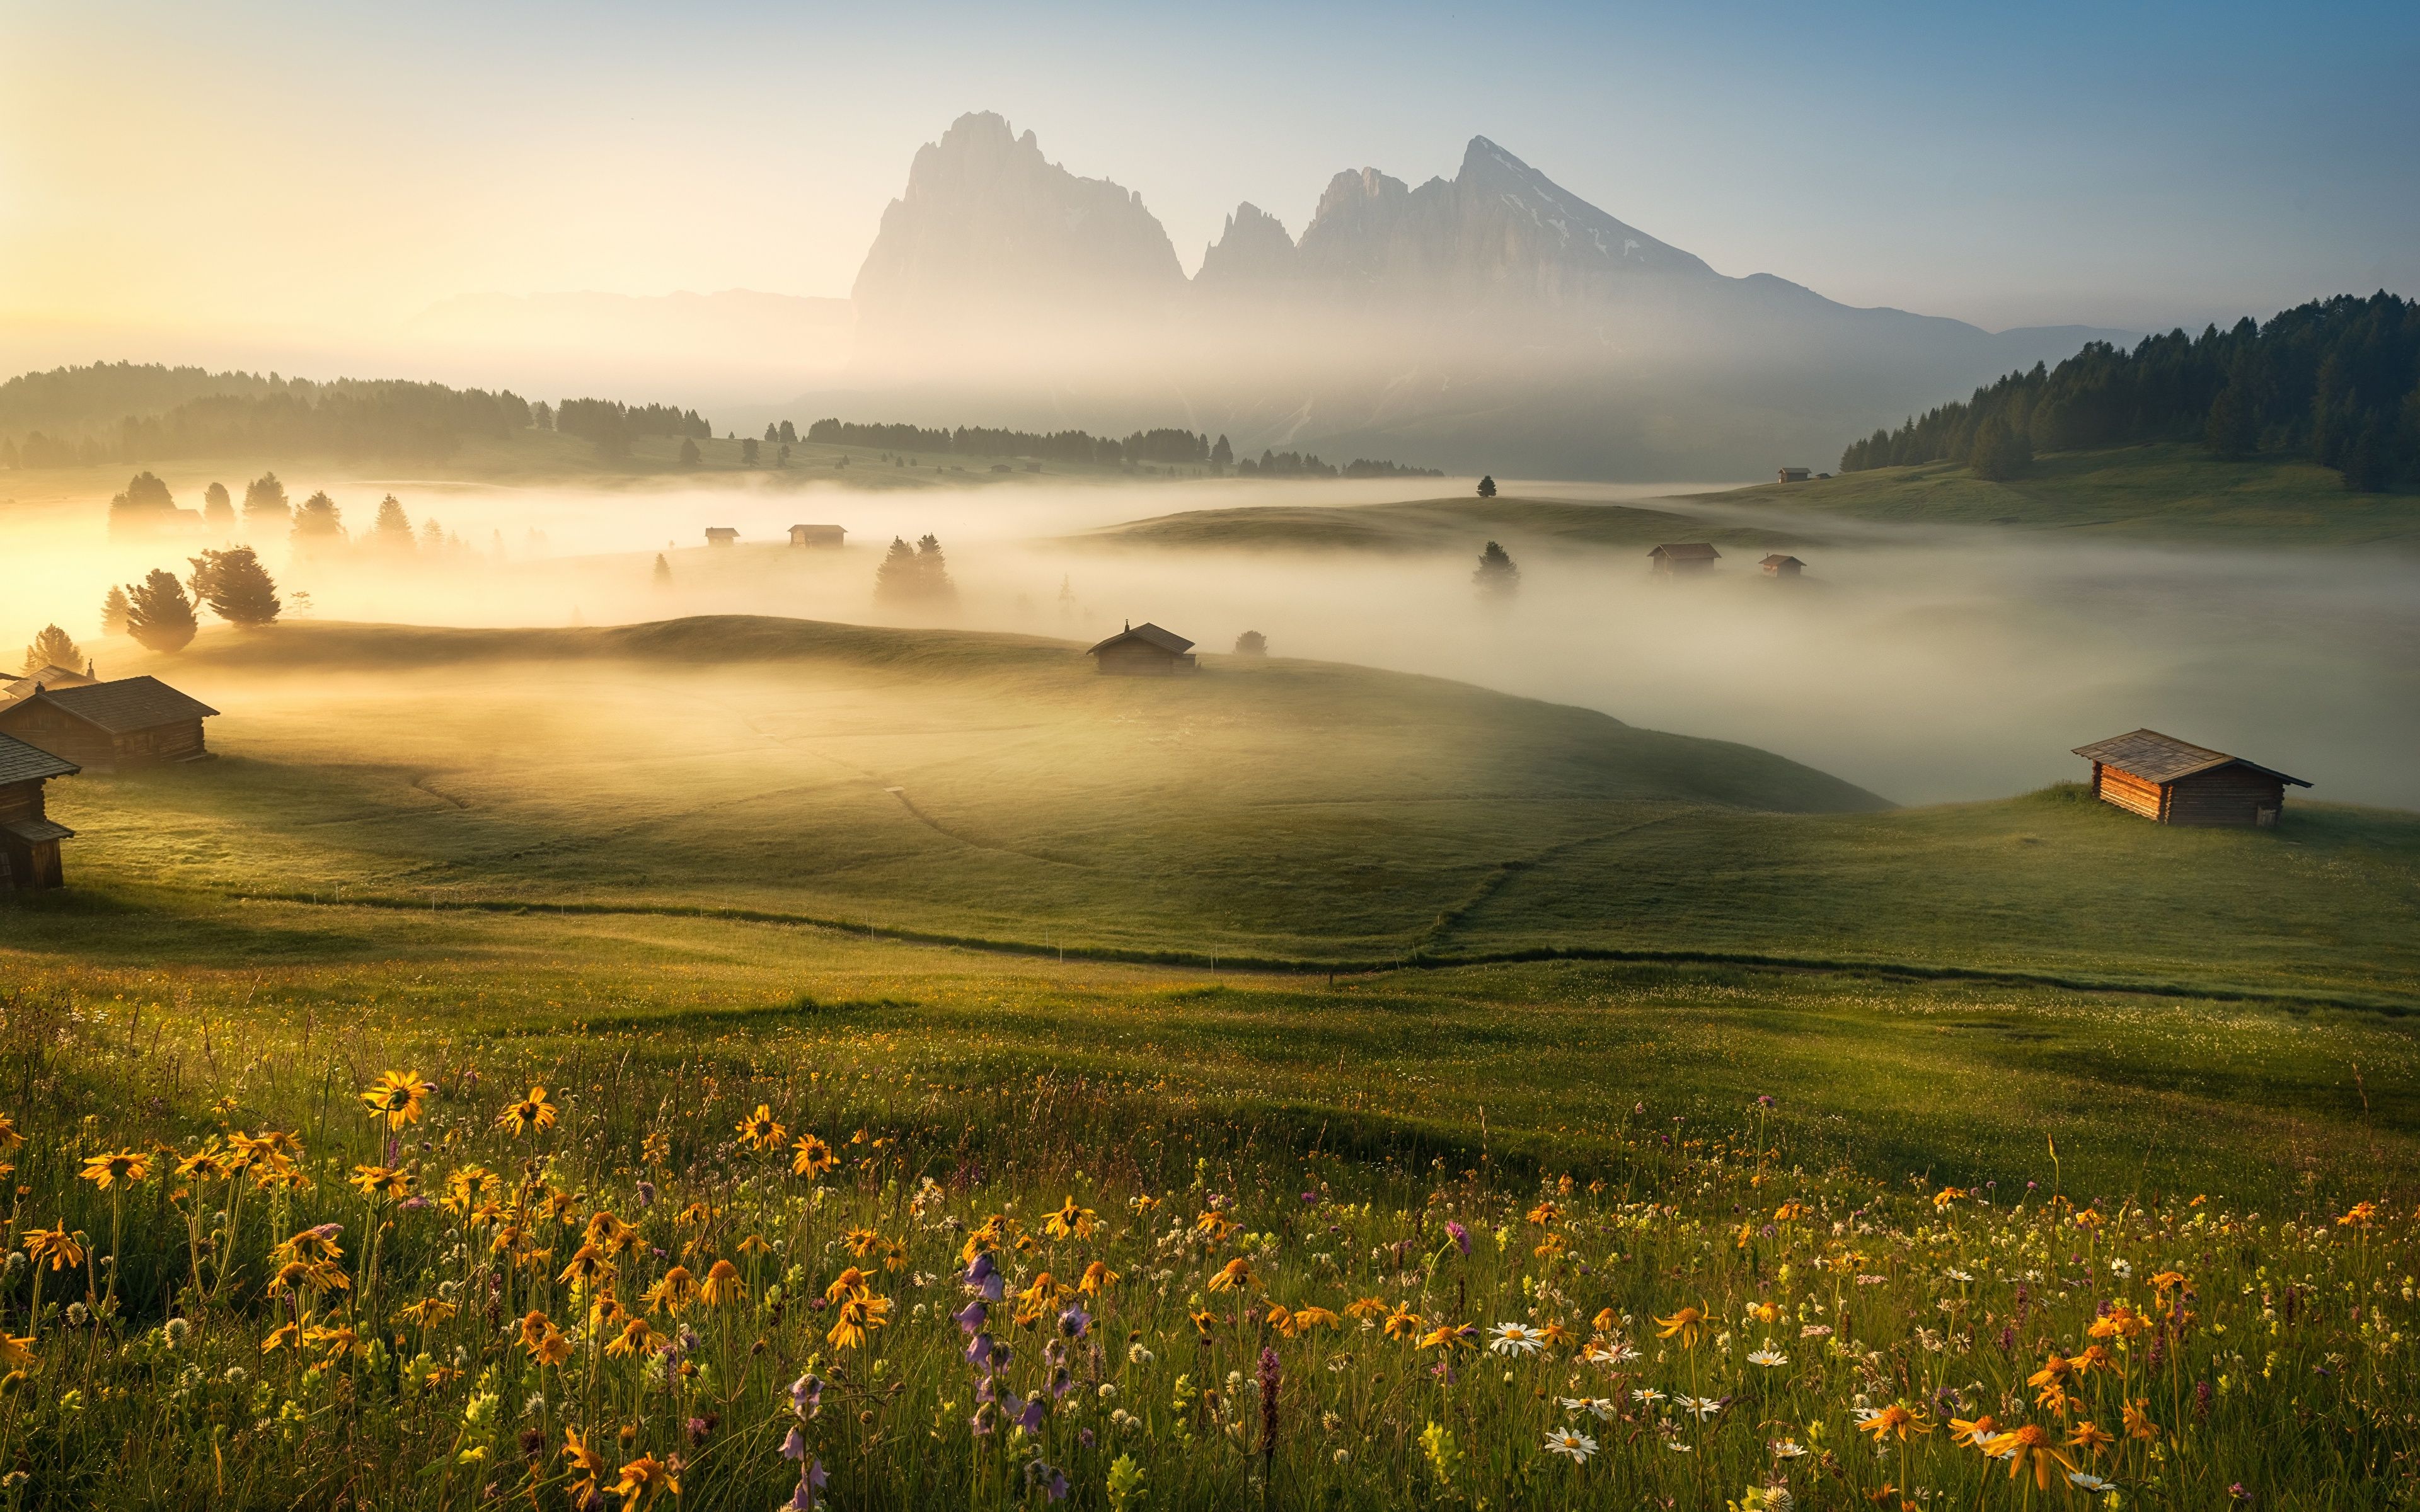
[1759,554,1804,568]
[2072,728,2310,788]
[0,816,74,845]
[1086,622,1195,656]
[20,677,219,735]
[1650,542,1720,561]
[1,664,95,702]
[0,731,79,786]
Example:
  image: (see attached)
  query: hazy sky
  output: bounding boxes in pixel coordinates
[4,0,2415,358]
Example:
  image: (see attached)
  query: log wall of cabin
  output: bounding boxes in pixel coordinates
[112,719,206,764]
[2092,762,2165,820]
[0,709,111,768]
[0,779,43,825]
[2165,766,2288,827]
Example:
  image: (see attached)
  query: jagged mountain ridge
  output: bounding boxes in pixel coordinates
[836,112,2133,477]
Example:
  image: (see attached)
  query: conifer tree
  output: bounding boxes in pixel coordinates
[124,568,200,652]
[2205,381,2261,460]
[678,437,701,467]
[1476,474,1497,498]
[1473,540,1519,596]
[100,585,132,635]
[372,495,414,549]
[292,491,345,554]
[202,482,234,532]
[742,438,761,466]
[188,547,282,627]
[20,624,83,674]
[243,472,292,528]
[653,553,672,587]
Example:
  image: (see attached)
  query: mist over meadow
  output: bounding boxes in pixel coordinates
[9,469,2411,808]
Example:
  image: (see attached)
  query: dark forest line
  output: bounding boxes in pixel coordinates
[1841,292,2420,490]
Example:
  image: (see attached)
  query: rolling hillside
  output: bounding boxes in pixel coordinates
[1081,495,1811,554]
[19,616,2415,1006]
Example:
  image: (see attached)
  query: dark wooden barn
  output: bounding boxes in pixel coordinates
[0,731,78,891]
[0,677,219,772]
[2072,728,2310,828]
[1650,542,1721,576]
[1759,554,1806,578]
[1086,622,1198,676]
[788,524,846,547]
[705,527,739,547]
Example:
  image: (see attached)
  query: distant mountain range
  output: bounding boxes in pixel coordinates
[831,112,2131,478]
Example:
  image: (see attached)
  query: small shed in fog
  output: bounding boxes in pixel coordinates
[788,524,846,547]
[1649,542,1721,576]
[2073,728,2309,828]
[1760,554,1805,578]
[0,731,78,890]
[0,677,218,772]
[1087,622,1198,677]
[1,663,96,706]
[1777,467,1811,483]
[705,527,739,547]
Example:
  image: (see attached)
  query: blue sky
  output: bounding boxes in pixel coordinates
[4,0,2415,341]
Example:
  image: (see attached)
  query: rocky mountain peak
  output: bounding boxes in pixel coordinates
[850,111,1184,321]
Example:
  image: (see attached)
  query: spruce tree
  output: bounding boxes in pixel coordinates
[2205,381,2261,459]
[653,553,672,587]
[188,547,282,627]
[742,438,760,466]
[243,472,292,528]
[292,491,345,554]
[1473,541,1519,596]
[202,482,234,532]
[372,494,414,549]
[914,534,955,598]
[21,624,83,674]
[124,569,200,652]
[1476,474,1497,498]
[678,437,701,467]
[873,537,919,600]
[100,585,132,635]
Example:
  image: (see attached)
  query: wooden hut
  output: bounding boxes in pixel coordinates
[0,677,219,771]
[1649,542,1721,576]
[1759,554,1806,578]
[705,527,739,547]
[0,663,96,706]
[788,524,846,547]
[1086,622,1198,676]
[2072,729,2310,827]
[1777,467,1811,483]
[0,731,78,891]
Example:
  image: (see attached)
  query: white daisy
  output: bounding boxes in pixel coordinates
[1747,1343,1789,1368]
[1583,1336,1642,1366]
[1543,1428,1598,1462]
[1630,1387,1666,1405]
[1769,1439,1809,1458]
[1559,1396,1616,1421]
[2068,1472,2115,1494]
[1489,1322,1545,1357]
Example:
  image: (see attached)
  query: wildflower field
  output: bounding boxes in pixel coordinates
[0,887,2417,1510]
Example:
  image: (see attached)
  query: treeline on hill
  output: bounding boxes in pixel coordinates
[803,418,1441,477]
[1841,292,2420,490]
[0,367,536,467]
[0,361,721,469]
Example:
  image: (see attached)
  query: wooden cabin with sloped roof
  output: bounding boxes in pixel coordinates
[0,677,219,771]
[0,731,78,890]
[1086,622,1197,676]
[2073,728,2310,827]
[1649,542,1720,576]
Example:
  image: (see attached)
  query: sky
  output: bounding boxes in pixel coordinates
[3,0,2416,370]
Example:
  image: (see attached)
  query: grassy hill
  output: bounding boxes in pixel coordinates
[1083,494,1811,554]
[1693,441,2420,546]
[23,616,2417,1008]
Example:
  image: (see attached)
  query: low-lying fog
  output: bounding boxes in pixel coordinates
[7,472,2415,808]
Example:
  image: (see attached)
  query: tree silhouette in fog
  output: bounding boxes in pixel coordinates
[1473,540,1519,597]
[124,569,199,652]
[1476,474,1496,498]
